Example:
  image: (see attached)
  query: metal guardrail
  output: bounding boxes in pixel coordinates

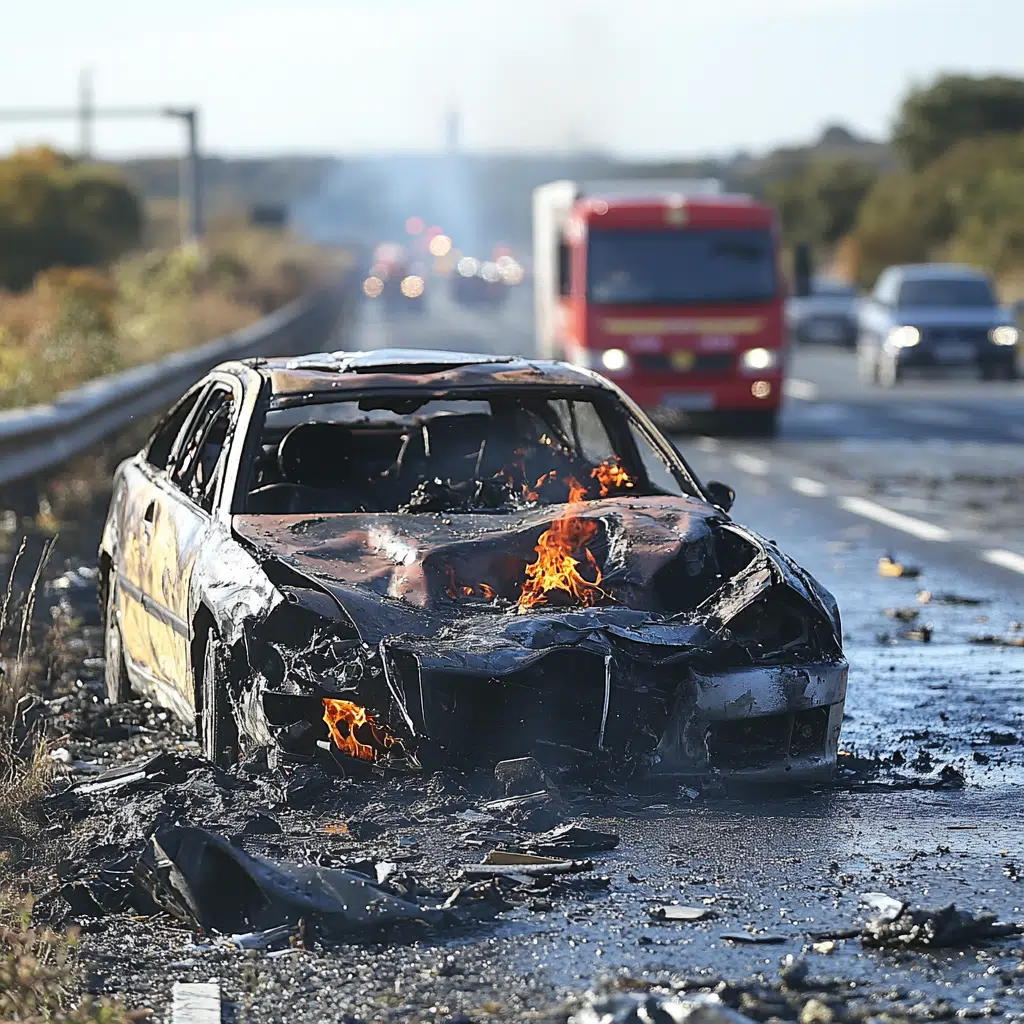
[0,284,350,488]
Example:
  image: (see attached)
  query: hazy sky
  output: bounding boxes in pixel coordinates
[2,0,1023,159]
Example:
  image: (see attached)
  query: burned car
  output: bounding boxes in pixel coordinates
[99,349,847,783]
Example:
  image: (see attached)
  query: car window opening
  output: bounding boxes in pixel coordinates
[245,392,689,515]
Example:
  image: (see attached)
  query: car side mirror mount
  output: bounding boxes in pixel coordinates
[705,480,735,512]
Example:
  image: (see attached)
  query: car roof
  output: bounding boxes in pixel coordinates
[242,349,612,399]
[889,263,991,281]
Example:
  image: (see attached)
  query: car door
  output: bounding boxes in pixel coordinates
[114,385,205,693]
[141,377,242,715]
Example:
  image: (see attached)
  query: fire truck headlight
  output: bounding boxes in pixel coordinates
[601,348,630,373]
[741,347,777,372]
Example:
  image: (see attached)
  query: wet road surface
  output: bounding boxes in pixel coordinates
[340,286,1024,1004]
[48,287,1024,1020]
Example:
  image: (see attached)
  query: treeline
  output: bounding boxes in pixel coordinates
[0,147,143,291]
[768,75,1024,289]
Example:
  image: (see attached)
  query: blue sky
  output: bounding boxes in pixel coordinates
[2,0,1023,158]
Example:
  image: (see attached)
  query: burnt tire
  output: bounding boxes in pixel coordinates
[199,631,239,768]
[103,575,134,704]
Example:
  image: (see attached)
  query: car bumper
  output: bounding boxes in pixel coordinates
[610,375,785,415]
[651,661,848,784]
[894,345,1017,369]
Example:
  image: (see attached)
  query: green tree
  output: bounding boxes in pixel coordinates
[0,147,142,291]
[893,74,1024,171]
[767,157,878,250]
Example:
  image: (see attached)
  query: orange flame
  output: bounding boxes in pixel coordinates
[517,476,611,611]
[322,698,404,761]
[591,458,633,497]
[445,568,496,602]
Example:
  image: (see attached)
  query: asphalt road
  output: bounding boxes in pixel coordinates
[59,286,1024,1021]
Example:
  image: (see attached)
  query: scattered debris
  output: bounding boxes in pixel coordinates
[917,590,986,606]
[968,634,1024,648]
[903,625,933,643]
[860,899,1023,949]
[171,981,221,1024]
[720,932,788,945]
[649,905,716,922]
[885,607,919,622]
[137,825,474,935]
[859,892,905,922]
[526,823,620,856]
[462,850,592,880]
[879,556,921,579]
[66,751,204,796]
[569,992,755,1024]
[494,757,551,795]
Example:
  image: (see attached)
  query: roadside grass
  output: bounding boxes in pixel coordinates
[0,539,134,1023]
[0,537,55,839]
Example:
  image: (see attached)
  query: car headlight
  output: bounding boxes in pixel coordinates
[740,347,778,372]
[990,325,1019,346]
[887,325,921,348]
[600,348,631,373]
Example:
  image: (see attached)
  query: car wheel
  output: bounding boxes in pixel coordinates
[877,354,901,388]
[199,630,239,768]
[103,574,134,704]
[979,363,996,381]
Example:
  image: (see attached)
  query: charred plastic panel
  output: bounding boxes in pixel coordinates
[217,496,846,781]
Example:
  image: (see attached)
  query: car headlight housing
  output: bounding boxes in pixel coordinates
[887,325,921,348]
[740,347,778,373]
[990,325,1019,347]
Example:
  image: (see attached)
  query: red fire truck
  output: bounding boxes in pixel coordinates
[533,180,786,436]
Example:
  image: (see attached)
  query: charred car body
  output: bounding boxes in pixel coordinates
[99,349,847,783]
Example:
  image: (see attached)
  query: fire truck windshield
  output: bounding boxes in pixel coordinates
[587,228,777,306]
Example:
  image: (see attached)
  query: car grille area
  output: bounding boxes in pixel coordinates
[707,706,833,771]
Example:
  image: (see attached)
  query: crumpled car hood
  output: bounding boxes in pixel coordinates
[232,495,839,661]
[234,495,719,612]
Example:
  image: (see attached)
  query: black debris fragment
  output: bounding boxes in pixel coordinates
[860,899,1023,949]
[720,932,788,945]
[66,751,205,797]
[526,823,620,856]
[494,756,550,796]
[135,825,503,936]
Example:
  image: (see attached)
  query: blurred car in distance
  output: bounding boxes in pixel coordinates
[857,263,1020,386]
[363,243,427,315]
[450,256,510,308]
[786,276,860,348]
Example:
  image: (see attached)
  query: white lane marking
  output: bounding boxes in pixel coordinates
[696,436,720,452]
[731,452,769,476]
[837,496,951,542]
[791,476,828,497]
[982,548,1024,575]
[784,378,818,401]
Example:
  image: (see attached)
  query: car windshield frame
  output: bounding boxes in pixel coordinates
[586,226,779,306]
[897,276,996,309]
[239,383,705,513]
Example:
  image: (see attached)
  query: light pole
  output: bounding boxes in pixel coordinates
[0,100,204,241]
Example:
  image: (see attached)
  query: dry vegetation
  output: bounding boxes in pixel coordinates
[0,216,345,411]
